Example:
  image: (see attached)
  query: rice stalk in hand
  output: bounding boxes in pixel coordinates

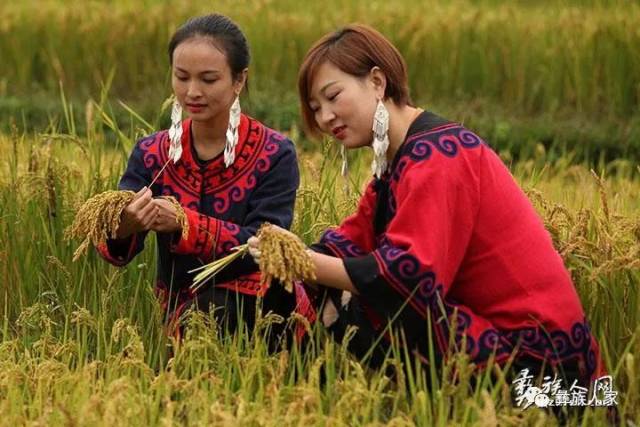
[188,223,316,294]
[160,195,189,240]
[189,245,249,293]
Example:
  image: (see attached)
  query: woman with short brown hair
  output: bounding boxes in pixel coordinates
[251,24,605,390]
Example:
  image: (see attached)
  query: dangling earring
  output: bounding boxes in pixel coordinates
[371,99,390,179]
[340,144,348,178]
[224,96,241,168]
[168,97,183,163]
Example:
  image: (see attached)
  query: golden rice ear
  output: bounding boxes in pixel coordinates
[64,190,135,261]
[71,238,91,262]
[188,224,316,294]
[256,223,316,293]
[160,195,189,240]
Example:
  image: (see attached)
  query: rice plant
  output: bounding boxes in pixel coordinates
[0,104,638,424]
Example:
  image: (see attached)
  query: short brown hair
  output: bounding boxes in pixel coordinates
[297,24,412,136]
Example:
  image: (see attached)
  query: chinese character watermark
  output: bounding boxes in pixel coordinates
[513,369,618,409]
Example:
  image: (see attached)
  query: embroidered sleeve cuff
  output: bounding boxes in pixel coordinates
[309,242,337,257]
[99,234,138,266]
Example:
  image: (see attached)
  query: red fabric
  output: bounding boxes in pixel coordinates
[216,271,266,297]
[170,205,241,261]
[293,280,317,343]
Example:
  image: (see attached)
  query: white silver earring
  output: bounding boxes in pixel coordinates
[224,96,241,168]
[371,99,390,179]
[340,144,348,178]
[168,98,183,163]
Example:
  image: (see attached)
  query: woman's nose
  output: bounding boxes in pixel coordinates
[319,108,336,127]
[187,82,202,98]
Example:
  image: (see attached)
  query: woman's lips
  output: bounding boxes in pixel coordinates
[332,125,347,140]
[186,104,206,113]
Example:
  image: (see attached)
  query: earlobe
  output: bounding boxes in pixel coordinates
[234,68,249,95]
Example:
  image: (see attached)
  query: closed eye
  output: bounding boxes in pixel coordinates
[327,91,340,101]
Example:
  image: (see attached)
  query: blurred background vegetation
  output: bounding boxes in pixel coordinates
[1,0,639,162]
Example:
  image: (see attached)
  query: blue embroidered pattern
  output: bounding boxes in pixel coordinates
[373,239,597,378]
[319,229,366,258]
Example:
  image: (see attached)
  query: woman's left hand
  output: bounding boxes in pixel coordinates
[150,198,183,234]
[247,236,261,262]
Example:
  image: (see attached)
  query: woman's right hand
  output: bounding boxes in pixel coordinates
[116,187,158,239]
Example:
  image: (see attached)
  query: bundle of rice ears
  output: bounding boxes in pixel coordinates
[190,223,315,293]
[64,190,187,261]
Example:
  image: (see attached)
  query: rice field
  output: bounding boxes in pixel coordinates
[0,109,638,425]
[1,0,640,126]
[1,0,639,425]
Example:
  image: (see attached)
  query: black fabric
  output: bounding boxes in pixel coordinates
[105,235,135,260]
[408,110,451,135]
[308,245,391,366]
[372,179,390,237]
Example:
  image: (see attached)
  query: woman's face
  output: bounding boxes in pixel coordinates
[308,61,383,148]
[171,37,245,124]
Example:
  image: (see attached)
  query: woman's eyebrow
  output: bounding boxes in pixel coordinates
[319,81,337,94]
[174,67,221,75]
